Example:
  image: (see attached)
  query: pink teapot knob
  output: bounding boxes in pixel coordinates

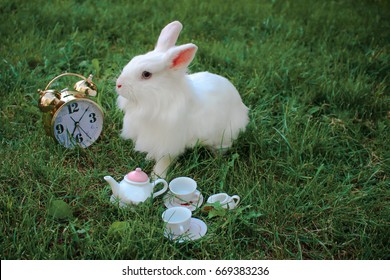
[126,168,149,183]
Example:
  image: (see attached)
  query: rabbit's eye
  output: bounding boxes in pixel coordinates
[141,71,152,79]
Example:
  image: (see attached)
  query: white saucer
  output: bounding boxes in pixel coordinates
[164,218,207,242]
[163,190,204,211]
[110,195,140,208]
[110,194,128,208]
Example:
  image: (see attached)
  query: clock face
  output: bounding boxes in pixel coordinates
[52,98,103,148]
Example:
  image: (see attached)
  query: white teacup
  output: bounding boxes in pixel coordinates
[207,193,240,209]
[162,206,192,236]
[169,177,199,202]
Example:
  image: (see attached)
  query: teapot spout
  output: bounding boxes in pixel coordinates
[104,176,120,197]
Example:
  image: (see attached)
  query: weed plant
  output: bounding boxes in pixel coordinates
[0,0,389,259]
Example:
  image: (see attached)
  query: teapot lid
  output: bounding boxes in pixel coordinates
[126,168,149,183]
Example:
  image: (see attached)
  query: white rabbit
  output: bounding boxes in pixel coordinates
[116,21,249,178]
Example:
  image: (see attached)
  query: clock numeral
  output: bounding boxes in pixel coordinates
[67,102,79,114]
[55,124,64,134]
[75,133,84,143]
[89,113,97,123]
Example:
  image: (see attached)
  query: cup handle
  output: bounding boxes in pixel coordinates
[152,179,168,198]
[193,190,200,199]
[231,195,240,207]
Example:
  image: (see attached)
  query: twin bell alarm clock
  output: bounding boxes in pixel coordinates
[38,73,103,148]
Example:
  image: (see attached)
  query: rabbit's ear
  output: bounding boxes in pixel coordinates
[155,21,183,52]
[166,44,198,70]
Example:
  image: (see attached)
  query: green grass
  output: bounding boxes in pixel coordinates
[1,0,389,259]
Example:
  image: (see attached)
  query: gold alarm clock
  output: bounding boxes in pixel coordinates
[38,73,104,148]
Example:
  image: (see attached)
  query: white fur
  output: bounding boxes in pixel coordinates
[116,21,249,177]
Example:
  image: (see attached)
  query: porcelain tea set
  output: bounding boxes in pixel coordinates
[104,168,240,242]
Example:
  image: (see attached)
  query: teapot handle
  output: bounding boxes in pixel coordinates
[152,179,168,198]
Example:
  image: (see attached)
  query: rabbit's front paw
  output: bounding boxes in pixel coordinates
[152,155,175,179]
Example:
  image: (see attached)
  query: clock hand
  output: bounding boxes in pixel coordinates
[74,106,94,140]
[70,116,78,136]
[77,106,90,122]
[71,106,89,137]
[76,124,92,139]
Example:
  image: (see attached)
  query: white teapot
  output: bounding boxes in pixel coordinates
[104,168,168,207]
